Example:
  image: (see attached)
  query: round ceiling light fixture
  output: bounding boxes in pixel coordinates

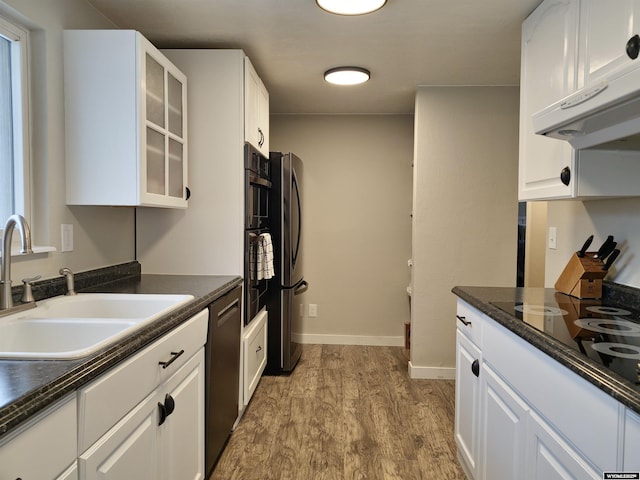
[316,0,387,15]
[324,67,371,85]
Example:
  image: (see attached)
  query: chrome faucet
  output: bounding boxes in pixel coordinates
[1,214,33,310]
[59,267,77,296]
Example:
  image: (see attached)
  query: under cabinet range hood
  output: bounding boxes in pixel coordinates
[533,63,640,150]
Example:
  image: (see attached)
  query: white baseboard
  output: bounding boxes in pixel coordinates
[293,333,404,347]
[408,361,456,380]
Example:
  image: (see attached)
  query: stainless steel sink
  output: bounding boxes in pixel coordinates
[0,293,193,359]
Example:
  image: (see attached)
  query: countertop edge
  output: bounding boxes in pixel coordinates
[0,275,243,439]
[452,286,640,416]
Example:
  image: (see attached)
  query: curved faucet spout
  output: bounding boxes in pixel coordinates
[1,214,33,309]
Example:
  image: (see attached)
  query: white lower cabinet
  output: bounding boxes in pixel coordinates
[78,310,207,480]
[243,308,267,406]
[79,395,159,479]
[0,395,77,480]
[79,349,204,480]
[478,363,528,480]
[455,299,637,480]
[526,411,600,480]
[455,329,481,477]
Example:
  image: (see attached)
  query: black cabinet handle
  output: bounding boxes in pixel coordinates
[158,394,176,426]
[471,359,480,377]
[456,315,471,326]
[560,166,571,186]
[185,186,191,200]
[164,394,175,416]
[158,350,184,369]
[627,34,640,59]
[256,345,262,354]
[158,401,167,425]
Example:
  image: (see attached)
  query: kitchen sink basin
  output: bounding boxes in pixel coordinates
[0,293,194,360]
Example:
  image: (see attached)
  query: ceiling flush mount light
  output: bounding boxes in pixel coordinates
[324,67,370,85]
[316,0,387,15]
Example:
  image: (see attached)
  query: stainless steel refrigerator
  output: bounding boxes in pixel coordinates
[266,151,308,374]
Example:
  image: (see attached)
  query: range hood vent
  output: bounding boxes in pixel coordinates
[533,64,640,150]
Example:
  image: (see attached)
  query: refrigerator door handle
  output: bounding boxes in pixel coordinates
[282,278,308,291]
[291,169,302,265]
[293,280,309,295]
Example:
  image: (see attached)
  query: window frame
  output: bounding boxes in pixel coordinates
[0,13,32,239]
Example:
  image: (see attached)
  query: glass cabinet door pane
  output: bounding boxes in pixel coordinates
[146,127,165,195]
[146,54,165,128]
[167,73,183,137]
[168,138,184,198]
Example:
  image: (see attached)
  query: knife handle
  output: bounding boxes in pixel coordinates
[595,235,614,258]
[603,249,620,271]
[577,235,593,257]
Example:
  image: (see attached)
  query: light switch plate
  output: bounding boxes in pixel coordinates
[61,224,74,252]
[548,226,557,250]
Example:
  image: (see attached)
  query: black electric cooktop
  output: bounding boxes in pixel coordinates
[491,295,640,387]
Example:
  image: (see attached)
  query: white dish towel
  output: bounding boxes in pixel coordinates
[257,232,275,280]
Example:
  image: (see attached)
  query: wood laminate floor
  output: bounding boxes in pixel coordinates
[211,344,467,480]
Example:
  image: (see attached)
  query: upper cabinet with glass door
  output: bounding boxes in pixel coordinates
[64,30,188,208]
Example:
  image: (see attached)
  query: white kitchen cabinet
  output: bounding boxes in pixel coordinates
[519,0,578,200]
[78,309,207,480]
[79,390,159,479]
[478,363,528,480]
[578,0,640,88]
[519,0,640,201]
[0,394,77,480]
[526,411,600,480]
[245,57,270,156]
[243,307,267,405]
[64,30,188,208]
[160,350,205,480]
[454,305,483,479]
[79,349,204,480]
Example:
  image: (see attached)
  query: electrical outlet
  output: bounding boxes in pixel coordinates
[308,304,318,318]
[548,226,557,250]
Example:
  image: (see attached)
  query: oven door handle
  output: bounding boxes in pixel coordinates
[249,173,272,189]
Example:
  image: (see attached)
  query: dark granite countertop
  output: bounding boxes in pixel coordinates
[452,285,640,416]
[0,271,242,438]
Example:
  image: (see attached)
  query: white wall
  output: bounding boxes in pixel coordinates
[545,197,640,289]
[2,0,135,284]
[411,86,519,378]
[270,115,413,345]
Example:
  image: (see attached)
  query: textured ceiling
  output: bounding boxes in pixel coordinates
[87,0,542,114]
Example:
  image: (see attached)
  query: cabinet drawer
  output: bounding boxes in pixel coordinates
[78,309,208,452]
[483,318,618,472]
[456,299,483,348]
[243,308,267,405]
[0,395,77,479]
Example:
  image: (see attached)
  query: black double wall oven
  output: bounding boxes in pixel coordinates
[244,143,272,326]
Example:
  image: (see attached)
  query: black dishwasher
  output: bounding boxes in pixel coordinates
[205,285,242,476]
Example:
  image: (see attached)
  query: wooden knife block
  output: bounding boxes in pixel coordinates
[554,252,606,299]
